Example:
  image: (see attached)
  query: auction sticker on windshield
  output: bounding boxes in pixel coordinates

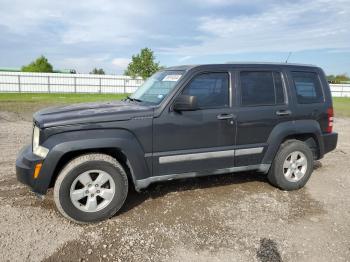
[162,74,182,81]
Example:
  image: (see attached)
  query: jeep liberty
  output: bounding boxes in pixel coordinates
[16,63,338,223]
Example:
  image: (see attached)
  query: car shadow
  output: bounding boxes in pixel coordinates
[118,170,269,215]
[314,160,322,170]
[118,160,322,216]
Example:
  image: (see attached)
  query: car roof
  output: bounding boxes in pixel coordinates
[166,62,320,71]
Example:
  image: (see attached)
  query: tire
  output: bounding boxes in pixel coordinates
[267,139,314,191]
[54,153,128,223]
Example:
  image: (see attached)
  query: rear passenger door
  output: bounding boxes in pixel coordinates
[234,69,291,167]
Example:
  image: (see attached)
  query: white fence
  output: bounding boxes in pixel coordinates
[0,72,144,94]
[329,84,350,97]
[0,72,349,97]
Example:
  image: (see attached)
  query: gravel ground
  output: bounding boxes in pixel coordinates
[0,110,349,262]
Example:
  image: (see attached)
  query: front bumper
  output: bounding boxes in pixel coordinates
[16,145,44,194]
[322,132,338,155]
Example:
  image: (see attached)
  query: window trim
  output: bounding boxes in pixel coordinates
[239,70,287,107]
[274,71,289,105]
[174,71,231,110]
[291,71,325,104]
[280,71,289,105]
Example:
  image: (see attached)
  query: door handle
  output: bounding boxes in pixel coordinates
[276,110,291,116]
[217,113,235,120]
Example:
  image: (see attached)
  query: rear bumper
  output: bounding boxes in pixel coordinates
[322,132,338,155]
[16,145,44,194]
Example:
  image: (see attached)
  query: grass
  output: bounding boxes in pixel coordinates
[333,97,350,117]
[0,92,128,103]
[0,93,128,120]
[0,93,349,118]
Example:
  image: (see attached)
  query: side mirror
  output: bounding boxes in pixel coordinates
[173,95,198,111]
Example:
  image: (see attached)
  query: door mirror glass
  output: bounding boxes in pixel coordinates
[173,95,198,111]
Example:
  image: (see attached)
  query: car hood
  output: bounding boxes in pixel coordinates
[33,100,154,128]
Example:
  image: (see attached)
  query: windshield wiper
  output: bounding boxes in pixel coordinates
[125,96,143,103]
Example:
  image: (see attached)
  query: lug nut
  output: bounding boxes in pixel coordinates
[97,190,100,194]
[85,190,89,194]
[95,184,99,187]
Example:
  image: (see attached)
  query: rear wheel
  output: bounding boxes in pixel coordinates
[267,140,314,190]
[54,153,128,223]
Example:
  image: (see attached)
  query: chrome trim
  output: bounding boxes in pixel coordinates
[135,164,271,190]
[159,149,235,164]
[158,146,264,164]
[229,71,232,107]
[235,147,264,156]
[280,71,289,104]
[132,115,153,120]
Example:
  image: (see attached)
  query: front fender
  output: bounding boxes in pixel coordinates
[262,120,324,164]
[37,129,150,194]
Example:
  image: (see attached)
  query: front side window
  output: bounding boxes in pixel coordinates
[291,71,324,104]
[131,70,184,104]
[240,71,285,106]
[182,72,229,109]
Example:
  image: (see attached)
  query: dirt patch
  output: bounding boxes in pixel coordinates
[0,111,349,262]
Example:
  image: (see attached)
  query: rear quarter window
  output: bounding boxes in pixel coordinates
[291,71,324,104]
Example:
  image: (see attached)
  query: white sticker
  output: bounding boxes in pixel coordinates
[162,74,182,82]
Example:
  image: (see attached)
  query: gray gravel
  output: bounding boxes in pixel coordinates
[0,111,349,262]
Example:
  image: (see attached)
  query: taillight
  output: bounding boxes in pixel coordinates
[326,107,334,133]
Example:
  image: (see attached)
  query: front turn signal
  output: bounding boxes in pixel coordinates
[33,163,42,179]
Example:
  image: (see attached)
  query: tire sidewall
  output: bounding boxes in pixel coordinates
[271,141,314,190]
[55,157,128,223]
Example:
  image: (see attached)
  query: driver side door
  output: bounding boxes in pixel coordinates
[152,72,236,176]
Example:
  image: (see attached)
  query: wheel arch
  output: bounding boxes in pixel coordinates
[49,147,136,188]
[282,133,320,159]
[36,129,151,194]
[262,120,325,165]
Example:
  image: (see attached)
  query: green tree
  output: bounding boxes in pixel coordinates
[327,74,350,84]
[90,68,105,75]
[124,48,162,79]
[21,56,53,73]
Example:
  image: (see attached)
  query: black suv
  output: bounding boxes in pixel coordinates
[16,63,338,223]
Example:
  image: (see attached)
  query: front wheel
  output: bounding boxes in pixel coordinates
[267,139,314,191]
[54,154,128,223]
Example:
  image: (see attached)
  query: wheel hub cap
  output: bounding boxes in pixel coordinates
[283,151,308,182]
[70,170,116,212]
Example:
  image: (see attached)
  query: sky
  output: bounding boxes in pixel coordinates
[0,0,349,75]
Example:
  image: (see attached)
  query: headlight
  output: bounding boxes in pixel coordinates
[32,126,49,158]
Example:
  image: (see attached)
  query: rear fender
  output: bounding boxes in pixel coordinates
[262,120,324,164]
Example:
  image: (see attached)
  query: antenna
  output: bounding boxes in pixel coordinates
[285,52,292,63]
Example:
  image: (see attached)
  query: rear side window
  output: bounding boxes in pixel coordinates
[182,72,229,109]
[291,71,324,104]
[240,71,285,106]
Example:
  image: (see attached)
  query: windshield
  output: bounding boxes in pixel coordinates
[131,70,184,104]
